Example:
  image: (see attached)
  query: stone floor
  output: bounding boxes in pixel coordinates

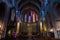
[0,36,60,40]
[1,38,60,40]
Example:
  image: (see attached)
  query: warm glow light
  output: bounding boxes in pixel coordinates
[0,21,4,31]
[27,24,32,35]
[8,30,11,35]
[39,21,43,32]
[0,25,2,30]
[16,21,20,34]
[42,17,47,32]
[33,13,35,22]
[0,21,5,39]
[0,24,3,30]
[27,24,30,27]
[0,25,1,28]
[50,28,54,32]
[43,24,47,32]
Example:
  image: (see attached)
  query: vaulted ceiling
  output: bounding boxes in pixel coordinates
[17,0,41,15]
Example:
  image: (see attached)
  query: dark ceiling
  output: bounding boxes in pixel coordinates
[17,0,41,14]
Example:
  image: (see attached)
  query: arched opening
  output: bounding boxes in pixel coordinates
[20,8,39,35]
[0,2,7,39]
[7,8,16,37]
[7,0,41,38]
[46,12,54,38]
[15,2,40,37]
[21,8,39,23]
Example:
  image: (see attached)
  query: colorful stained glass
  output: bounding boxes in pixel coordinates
[31,11,33,16]
[28,16,31,23]
[25,14,27,22]
[36,14,38,21]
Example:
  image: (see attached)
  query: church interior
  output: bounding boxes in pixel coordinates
[0,0,60,40]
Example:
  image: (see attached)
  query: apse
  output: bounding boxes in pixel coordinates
[15,1,41,36]
[20,7,39,36]
[21,8,39,23]
[18,1,41,23]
